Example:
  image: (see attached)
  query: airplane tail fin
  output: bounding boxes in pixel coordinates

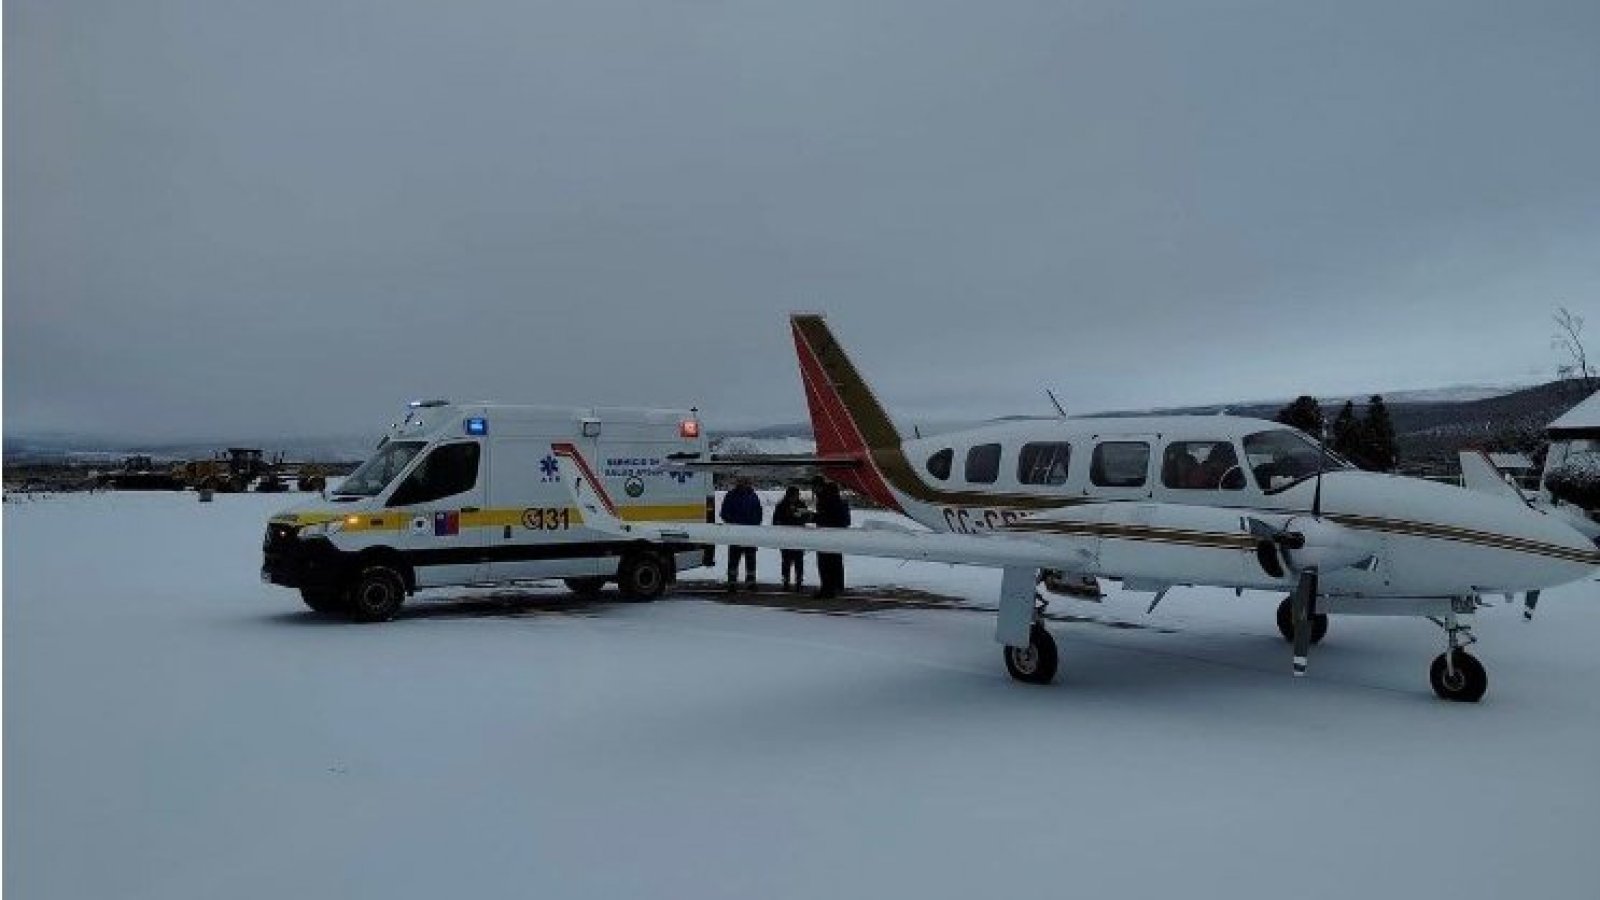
[789,314,904,509]
[1458,450,1531,506]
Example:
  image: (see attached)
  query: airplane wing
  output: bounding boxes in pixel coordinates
[554,443,1082,571]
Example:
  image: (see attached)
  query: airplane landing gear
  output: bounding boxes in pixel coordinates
[1275,596,1328,644]
[1004,625,1058,684]
[1429,609,1487,702]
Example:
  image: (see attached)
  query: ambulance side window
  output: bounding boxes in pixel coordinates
[387,442,481,506]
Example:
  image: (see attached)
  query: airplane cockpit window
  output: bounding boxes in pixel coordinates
[926,448,953,481]
[965,443,1002,484]
[1017,442,1071,485]
[1090,441,1150,488]
[1161,441,1246,491]
[1243,430,1350,493]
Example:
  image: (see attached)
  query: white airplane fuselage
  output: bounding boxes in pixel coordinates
[873,419,1597,600]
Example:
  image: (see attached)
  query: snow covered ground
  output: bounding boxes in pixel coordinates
[6,491,1599,899]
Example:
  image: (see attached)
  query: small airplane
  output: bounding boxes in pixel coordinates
[554,314,1600,701]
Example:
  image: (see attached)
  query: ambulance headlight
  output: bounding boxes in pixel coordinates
[301,519,345,538]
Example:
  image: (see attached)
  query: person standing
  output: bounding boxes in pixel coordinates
[772,485,812,591]
[719,477,763,588]
[812,479,851,599]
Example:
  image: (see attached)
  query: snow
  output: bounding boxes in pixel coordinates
[7,491,1600,899]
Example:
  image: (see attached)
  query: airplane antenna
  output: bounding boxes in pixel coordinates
[1312,421,1327,518]
[1045,389,1067,418]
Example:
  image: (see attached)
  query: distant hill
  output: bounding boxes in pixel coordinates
[11,381,1590,475]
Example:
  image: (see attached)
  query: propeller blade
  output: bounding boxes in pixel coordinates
[1290,568,1319,677]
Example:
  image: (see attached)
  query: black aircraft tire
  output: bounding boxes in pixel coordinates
[345,566,406,622]
[299,587,347,614]
[1275,597,1329,644]
[1429,651,1488,703]
[1004,625,1059,685]
[563,576,607,599]
[616,553,667,601]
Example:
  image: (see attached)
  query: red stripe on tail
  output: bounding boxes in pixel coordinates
[790,317,903,511]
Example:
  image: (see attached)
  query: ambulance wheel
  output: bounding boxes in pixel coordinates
[345,566,406,622]
[616,553,667,601]
[299,587,346,614]
[563,576,607,599]
[1275,597,1328,644]
[1429,651,1488,703]
[1004,625,1058,685]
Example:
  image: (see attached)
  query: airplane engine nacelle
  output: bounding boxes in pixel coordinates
[1280,516,1381,573]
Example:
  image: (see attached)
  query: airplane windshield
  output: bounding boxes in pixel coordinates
[1243,430,1350,493]
[332,440,426,497]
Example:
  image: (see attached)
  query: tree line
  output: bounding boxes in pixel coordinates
[1274,395,1400,471]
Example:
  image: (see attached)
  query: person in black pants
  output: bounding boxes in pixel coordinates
[719,477,763,588]
[812,479,851,599]
[772,485,812,590]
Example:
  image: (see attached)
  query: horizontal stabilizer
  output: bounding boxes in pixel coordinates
[667,454,863,475]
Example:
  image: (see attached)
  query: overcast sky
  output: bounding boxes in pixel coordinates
[7,0,1599,440]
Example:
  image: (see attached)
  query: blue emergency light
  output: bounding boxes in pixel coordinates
[465,417,488,436]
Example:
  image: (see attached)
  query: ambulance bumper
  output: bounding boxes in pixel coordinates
[260,535,349,589]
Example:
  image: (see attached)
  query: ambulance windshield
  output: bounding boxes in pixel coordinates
[333,440,426,497]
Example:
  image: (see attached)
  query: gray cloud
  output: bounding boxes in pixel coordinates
[8,0,1599,440]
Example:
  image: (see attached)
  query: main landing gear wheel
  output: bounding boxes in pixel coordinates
[1429,650,1488,703]
[1276,597,1328,644]
[345,565,406,622]
[1004,625,1059,685]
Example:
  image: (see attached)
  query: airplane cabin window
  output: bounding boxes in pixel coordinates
[1090,441,1150,488]
[1017,442,1071,485]
[965,443,1002,484]
[926,448,953,480]
[1161,441,1246,490]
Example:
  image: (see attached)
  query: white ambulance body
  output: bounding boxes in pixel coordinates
[262,401,712,620]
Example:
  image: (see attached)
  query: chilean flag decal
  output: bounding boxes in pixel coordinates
[434,510,460,537]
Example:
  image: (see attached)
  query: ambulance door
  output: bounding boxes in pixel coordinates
[486,435,602,582]
[387,439,490,586]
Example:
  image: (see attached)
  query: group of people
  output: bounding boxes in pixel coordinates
[718,477,851,599]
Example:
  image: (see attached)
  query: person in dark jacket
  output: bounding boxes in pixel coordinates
[811,479,851,599]
[719,477,763,588]
[772,485,812,590]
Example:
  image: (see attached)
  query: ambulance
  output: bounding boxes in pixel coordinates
[261,401,713,621]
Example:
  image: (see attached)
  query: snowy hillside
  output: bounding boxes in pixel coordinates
[6,492,1599,899]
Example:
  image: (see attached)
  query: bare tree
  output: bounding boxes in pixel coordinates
[1552,306,1595,389]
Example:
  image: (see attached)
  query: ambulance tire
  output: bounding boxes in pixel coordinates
[345,565,407,622]
[299,587,346,615]
[563,576,608,599]
[616,553,668,601]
